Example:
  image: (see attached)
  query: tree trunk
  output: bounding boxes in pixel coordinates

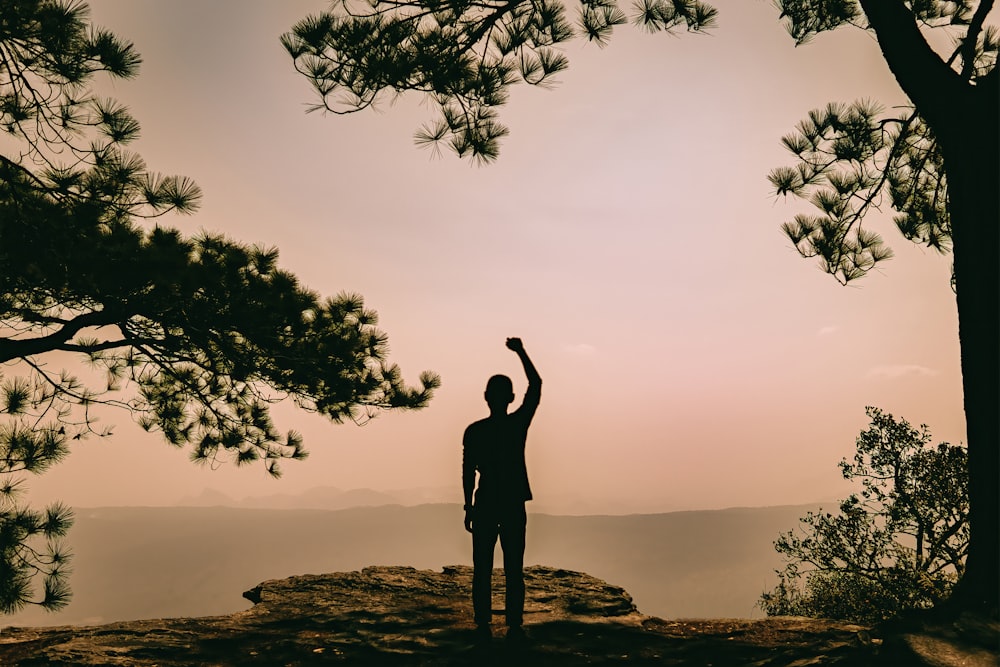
[857,0,999,617]
[942,97,999,614]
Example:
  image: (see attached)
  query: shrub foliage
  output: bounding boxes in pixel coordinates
[760,407,968,623]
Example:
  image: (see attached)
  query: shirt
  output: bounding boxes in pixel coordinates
[463,380,541,506]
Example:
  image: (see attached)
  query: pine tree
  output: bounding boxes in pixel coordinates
[0,0,439,613]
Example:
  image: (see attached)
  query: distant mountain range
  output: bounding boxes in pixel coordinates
[175,485,451,511]
[174,485,683,515]
[3,503,823,629]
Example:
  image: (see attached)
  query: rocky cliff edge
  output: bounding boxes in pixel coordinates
[0,565,996,665]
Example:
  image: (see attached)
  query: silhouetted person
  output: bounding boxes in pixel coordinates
[463,337,541,645]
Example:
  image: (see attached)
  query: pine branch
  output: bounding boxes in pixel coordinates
[0,310,123,363]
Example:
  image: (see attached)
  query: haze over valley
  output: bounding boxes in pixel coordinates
[4,503,821,628]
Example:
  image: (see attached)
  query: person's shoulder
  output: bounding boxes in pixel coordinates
[464,418,490,436]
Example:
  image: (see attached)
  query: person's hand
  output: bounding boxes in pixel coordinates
[464,508,474,533]
[505,337,524,353]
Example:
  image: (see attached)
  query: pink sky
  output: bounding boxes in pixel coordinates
[22,0,967,513]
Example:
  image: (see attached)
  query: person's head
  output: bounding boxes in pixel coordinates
[484,374,514,412]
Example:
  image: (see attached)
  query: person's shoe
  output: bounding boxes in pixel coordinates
[474,624,492,647]
[505,624,526,644]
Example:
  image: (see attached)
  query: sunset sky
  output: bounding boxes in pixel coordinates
[24,0,967,514]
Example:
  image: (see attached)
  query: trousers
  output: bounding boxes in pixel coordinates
[471,501,527,627]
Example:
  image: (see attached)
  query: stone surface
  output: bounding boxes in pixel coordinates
[0,565,990,665]
[888,612,1000,667]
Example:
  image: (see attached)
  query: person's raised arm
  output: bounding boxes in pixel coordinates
[506,337,541,414]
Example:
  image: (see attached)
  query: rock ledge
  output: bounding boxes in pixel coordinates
[0,565,971,665]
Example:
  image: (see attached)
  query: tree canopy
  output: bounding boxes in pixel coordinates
[282,0,717,161]
[284,0,995,165]
[1,0,438,613]
[769,2,996,285]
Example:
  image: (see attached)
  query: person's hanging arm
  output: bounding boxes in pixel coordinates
[463,429,476,533]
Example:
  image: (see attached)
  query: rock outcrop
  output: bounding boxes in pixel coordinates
[0,565,992,665]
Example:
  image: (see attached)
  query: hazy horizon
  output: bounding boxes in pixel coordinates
[171,484,838,516]
[4,503,828,628]
[17,0,967,516]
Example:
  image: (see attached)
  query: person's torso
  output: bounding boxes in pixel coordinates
[469,411,532,503]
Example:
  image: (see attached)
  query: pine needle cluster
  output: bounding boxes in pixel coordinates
[282,0,717,161]
[770,0,997,286]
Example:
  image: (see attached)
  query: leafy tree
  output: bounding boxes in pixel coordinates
[0,0,439,613]
[759,407,968,624]
[284,0,998,613]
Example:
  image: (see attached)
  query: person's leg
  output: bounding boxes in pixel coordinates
[472,507,500,630]
[499,503,527,629]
